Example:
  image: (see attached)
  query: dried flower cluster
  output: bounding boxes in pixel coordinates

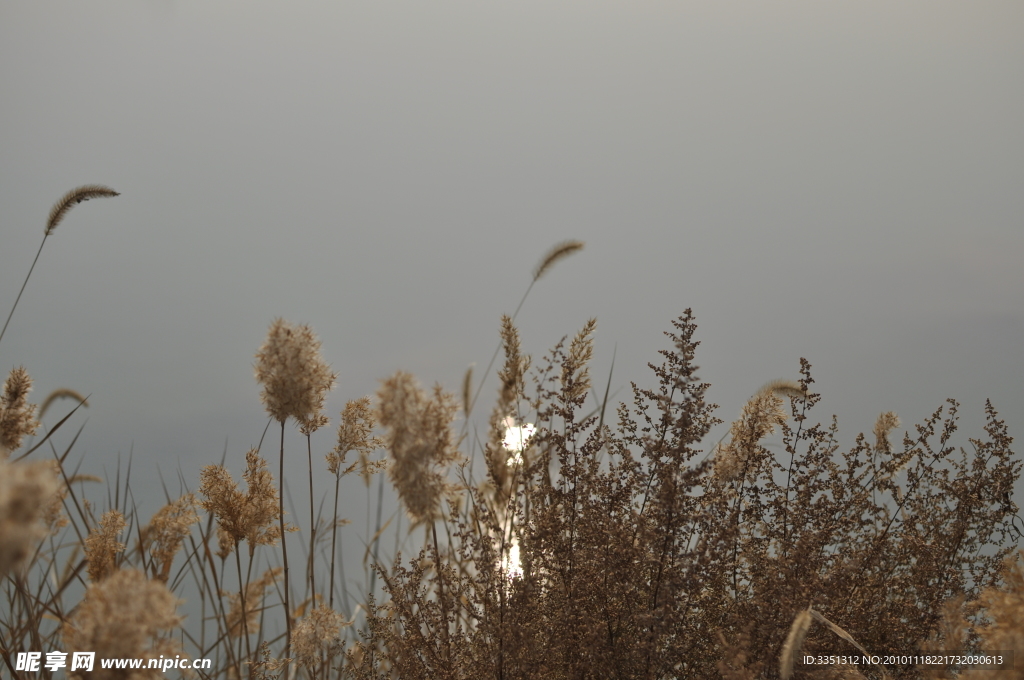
[255,318,336,429]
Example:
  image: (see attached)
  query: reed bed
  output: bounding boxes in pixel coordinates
[1,189,1021,680]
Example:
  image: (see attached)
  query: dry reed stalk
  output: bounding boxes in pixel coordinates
[255,317,335,655]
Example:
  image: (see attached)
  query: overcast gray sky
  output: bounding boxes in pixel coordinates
[2,0,1023,606]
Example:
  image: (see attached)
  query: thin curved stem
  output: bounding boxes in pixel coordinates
[0,234,47,349]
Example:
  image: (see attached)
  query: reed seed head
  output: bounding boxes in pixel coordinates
[85,509,126,582]
[292,604,349,669]
[224,567,282,638]
[377,371,460,525]
[0,458,61,574]
[328,397,382,486]
[873,410,901,454]
[199,448,288,557]
[254,318,336,427]
[63,568,183,680]
[144,493,200,582]
[0,366,40,457]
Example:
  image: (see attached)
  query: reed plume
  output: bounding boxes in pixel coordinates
[63,568,184,680]
[198,448,287,557]
[0,366,40,457]
[0,458,60,574]
[224,567,283,638]
[292,604,349,671]
[376,371,460,526]
[85,509,126,582]
[254,318,335,427]
[143,493,200,582]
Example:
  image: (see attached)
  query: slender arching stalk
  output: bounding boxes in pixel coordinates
[0,185,119,350]
[307,433,317,603]
[278,421,292,655]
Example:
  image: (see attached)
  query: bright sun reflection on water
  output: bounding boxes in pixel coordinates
[501,416,536,467]
[501,417,534,579]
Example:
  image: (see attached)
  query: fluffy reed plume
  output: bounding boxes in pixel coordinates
[533,239,585,281]
[376,371,460,525]
[713,382,790,483]
[561,317,596,402]
[873,410,901,453]
[46,184,120,236]
[328,396,382,483]
[42,459,69,535]
[254,318,336,427]
[759,378,806,401]
[85,509,127,582]
[224,567,283,638]
[0,366,40,456]
[143,493,200,582]
[483,316,531,498]
[198,448,287,557]
[0,458,60,574]
[291,604,349,669]
[779,607,813,680]
[63,568,184,680]
[38,387,89,421]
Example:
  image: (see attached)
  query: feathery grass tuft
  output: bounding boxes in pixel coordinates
[46,184,120,236]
